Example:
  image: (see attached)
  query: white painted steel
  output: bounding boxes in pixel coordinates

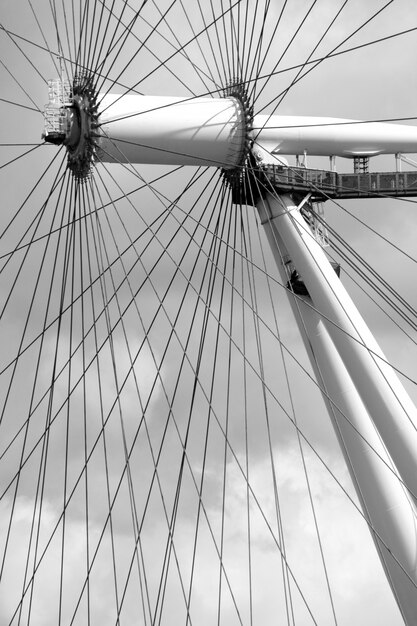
[299,302,417,626]
[93,90,417,619]
[97,94,417,166]
[254,115,417,157]
[259,206,417,625]
[257,193,417,508]
[98,94,247,167]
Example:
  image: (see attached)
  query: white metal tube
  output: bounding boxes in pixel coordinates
[298,303,417,625]
[97,96,417,168]
[301,305,417,625]
[260,216,417,624]
[98,94,247,168]
[254,115,417,157]
[258,193,417,506]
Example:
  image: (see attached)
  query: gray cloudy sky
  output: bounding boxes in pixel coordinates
[0,1,417,625]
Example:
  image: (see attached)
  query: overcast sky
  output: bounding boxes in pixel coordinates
[0,1,417,625]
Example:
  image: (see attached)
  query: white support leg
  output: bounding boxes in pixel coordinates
[257,197,417,624]
[299,299,417,626]
[257,193,417,506]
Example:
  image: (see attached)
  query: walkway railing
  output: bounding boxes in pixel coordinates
[263,164,417,199]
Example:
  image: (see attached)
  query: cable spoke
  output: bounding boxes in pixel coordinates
[1,2,417,624]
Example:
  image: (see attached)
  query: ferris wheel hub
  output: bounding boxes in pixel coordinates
[43,76,417,186]
[43,74,100,181]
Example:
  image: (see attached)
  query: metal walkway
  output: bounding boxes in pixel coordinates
[263,164,417,200]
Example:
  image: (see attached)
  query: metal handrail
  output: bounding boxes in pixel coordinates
[264,164,417,199]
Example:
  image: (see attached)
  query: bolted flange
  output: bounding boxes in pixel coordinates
[221,79,255,201]
[66,73,101,181]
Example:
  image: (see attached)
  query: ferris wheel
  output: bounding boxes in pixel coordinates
[1,1,417,625]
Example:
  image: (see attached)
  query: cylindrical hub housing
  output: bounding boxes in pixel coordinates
[98,94,247,168]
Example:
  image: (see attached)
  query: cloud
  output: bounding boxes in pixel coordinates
[1,1,416,625]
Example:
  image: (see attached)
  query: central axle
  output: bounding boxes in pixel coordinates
[43,76,417,181]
